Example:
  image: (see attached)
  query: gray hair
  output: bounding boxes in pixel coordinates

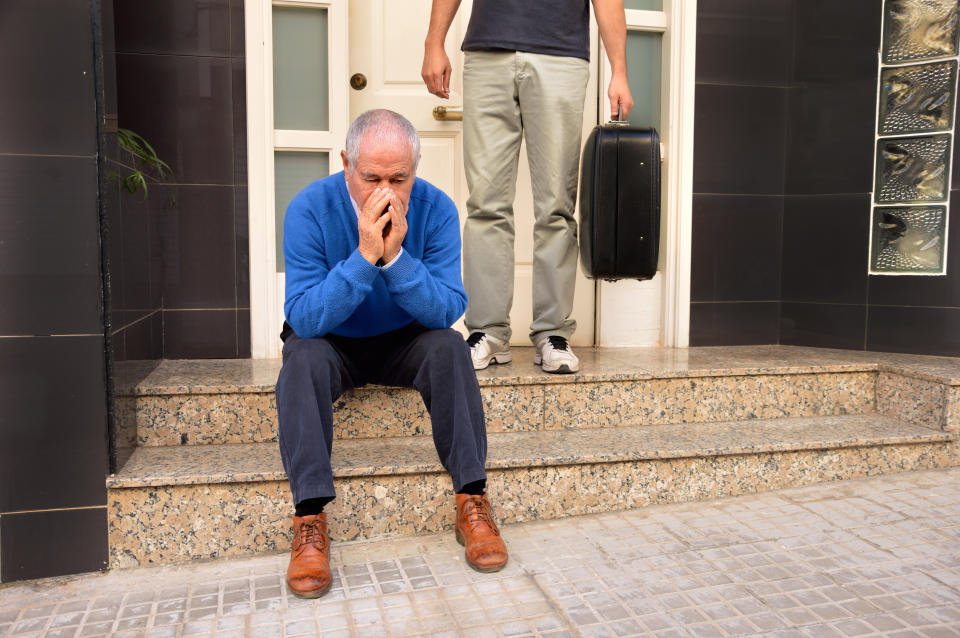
[344,109,420,175]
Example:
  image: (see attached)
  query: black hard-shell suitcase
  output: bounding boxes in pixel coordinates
[578,121,660,280]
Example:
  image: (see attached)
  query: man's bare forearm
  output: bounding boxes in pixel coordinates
[592,0,628,75]
[425,0,462,48]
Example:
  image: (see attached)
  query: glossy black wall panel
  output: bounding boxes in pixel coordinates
[867,306,960,356]
[696,0,793,86]
[781,194,870,304]
[153,185,237,309]
[1,508,108,582]
[116,54,235,186]
[163,309,239,358]
[954,126,960,191]
[115,0,231,57]
[780,302,867,350]
[232,59,249,186]
[693,84,788,195]
[691,195,782,302]
[230,0,245,58]
[792,0,882,84]
[0,336,108,513]
[237,308,251,358]
[117,188,156,313]
[785,81,877,196]
[0,155,103,336]
[0,0,97,156]
[235,186,250,308]
[690,302,780,346]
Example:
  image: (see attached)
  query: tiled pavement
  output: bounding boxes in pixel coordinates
[2,468,960,638]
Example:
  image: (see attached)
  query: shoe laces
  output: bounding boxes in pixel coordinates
[466,332,486,347]
[296,518,327,550]
[463,495,500,535]
[546,336,569,351]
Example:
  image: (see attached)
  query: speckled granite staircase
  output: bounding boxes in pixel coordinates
[107,346,960,568]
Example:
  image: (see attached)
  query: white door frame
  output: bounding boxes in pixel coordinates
[595,0,695,347]
[246,0,349,358]
[246,0,695,357]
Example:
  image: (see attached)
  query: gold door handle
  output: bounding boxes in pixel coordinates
[433,105,463,121]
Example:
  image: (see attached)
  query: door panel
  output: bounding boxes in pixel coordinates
[348,0,595,346]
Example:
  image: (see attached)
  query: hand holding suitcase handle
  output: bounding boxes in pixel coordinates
[609,105,629,126]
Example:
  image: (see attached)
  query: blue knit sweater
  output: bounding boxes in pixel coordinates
[283,172,467,339]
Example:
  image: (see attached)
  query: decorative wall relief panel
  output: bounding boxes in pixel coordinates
[871,0,959,275]
[879,61,956,134]
[871,206,947,272]
[875,134,951,203]
[882,0,960,63]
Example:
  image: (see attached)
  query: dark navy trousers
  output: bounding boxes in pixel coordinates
[275,322,488,506]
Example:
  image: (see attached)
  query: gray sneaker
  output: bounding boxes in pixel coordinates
[534,336,579,374]
[466,332,512,370]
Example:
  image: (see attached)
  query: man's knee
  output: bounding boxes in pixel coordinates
[419,329,470,362]
[280,337,340,378]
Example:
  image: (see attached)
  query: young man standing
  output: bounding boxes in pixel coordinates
[422,0,633,373]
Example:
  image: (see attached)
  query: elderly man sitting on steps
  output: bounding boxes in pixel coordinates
[275,109,508,598]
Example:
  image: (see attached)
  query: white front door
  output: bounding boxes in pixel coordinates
[348,0,598,347]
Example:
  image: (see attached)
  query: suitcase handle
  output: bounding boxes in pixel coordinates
[608,104,629,126]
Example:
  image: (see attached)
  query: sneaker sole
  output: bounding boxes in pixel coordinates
[472,351,512,370]
[533,354,578,374]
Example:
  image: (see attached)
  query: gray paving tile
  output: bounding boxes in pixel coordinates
[1,469,960,637]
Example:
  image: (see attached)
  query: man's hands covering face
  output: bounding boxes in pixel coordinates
[357,187,408,266]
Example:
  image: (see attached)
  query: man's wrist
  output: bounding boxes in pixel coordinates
[381,247,403,269]
[358,249,380,266]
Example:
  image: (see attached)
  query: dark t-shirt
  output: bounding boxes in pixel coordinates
[461,0,590,61]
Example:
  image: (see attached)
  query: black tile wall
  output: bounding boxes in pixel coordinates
[695,0,793,86]
[0,155,103,336]
[116,187,156,313]
[0,508,108,582]
[152,185,238,309]
[781,194,870,305]
[780,303,867,350]
[785,81,877,196]
[116,54,236,186]
[690,302,781,346]
[692,0,958,353]
[163,309,240,358]
[232,59,249,186]
[114,0,250,359]
[690,195,782,302]
[691,0,792,344]
[0,0,97,157]
[230,0,246,57]
[115,0,231,57]
[0,336,109,513]
[693,84,789,196]
[954,135,960,191]
[235,186,251,308]
[791,0,882,84]
[237,308,252,358]
[1,0,114,582]
[867,306,960,356]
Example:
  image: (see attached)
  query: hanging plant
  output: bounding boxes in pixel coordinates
[117,128,171,198]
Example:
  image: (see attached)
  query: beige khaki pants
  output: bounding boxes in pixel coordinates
[462,50,589,344]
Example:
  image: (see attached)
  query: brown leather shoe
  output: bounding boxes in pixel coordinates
[286,513,332,598]
[455,493,508,573]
